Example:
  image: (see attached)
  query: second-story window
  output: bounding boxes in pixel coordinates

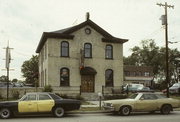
[61,41,69,57]
[105,45,113,59]
[84,43,92,58]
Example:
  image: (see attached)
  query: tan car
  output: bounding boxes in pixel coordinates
[103,92,180,116]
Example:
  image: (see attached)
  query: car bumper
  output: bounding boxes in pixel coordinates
[103,106,115,111]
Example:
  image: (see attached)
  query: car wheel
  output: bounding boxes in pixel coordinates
[120,106,131,116]
[53,107,65,117]
[0,108,11,119]
[161,105,171,115]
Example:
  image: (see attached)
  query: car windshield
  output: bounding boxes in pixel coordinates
[172,83,180,87]
[155,94,167,99]
[128,94,138,99]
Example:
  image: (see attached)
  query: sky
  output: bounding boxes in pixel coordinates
[0,0,180,80]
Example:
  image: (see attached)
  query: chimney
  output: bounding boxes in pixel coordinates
[86,12,90,21]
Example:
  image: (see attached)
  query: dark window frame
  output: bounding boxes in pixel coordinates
[61,41,69,57]
[105,45,113,59]
[60,67,70,87]
[105,69,114,87]
[84,43,92,58]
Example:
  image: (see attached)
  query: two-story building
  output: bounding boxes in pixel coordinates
[124,65,154,87]
[36,15,128,98]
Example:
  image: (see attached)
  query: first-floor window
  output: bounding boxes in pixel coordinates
[60,68,69,86]
[105,69,114,87]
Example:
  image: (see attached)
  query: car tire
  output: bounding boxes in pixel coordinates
[161,105,171,115]
[53,107,65,117]
[120,106,131,116]
[0,108,11,119]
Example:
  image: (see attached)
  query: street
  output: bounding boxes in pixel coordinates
[1,111,180,122]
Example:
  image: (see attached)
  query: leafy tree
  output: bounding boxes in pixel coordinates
[21,55,39,86]
[11,78,18,83]
[0,75,7,82]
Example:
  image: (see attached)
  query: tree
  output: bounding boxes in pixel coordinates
[21,55,39,86]
[11,78,18,83]
[0,75,7,82]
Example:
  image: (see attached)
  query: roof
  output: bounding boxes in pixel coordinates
[36,19,128,53]
[80,67,97,75]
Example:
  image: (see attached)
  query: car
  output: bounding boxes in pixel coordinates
[169,83,180,94]
[103,92,180,116]
[13,82,24,87]
[137,87,154,92]
[123,84,144,92]
[0,92,81,119]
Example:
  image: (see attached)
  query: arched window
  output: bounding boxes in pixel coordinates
[105,69,114,87]
[84,43,92,58]
[60,68,70,86]
[105,45,113,59]
[61,41,69,57]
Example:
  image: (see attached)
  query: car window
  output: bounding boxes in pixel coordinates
[39,94,52,100]
[22,94,37,101]
[140,94,157,100]
[129,94,138,99]
[155,94,167,99]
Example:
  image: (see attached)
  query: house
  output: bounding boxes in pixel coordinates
[124,65,154,87]
[36,14,128,98]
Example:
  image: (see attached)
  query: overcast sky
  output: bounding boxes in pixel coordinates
[0,0,179,80]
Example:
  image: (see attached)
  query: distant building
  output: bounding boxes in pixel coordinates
[124,65,154,87]
[36,14,128,97]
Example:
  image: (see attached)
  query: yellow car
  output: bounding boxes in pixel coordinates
[103,92,180,116]
[0,92,81,119]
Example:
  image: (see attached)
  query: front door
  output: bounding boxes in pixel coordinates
[81,75,94,92]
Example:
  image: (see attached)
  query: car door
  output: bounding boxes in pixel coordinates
[37,93,55,112]
[18,94,38,113]
[135,94,158,111]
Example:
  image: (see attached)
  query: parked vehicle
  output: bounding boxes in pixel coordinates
[123,84,144,92]
[169,83,180,94]
[0,92,81,119]
[137,87,154,92]
[13,82,24,87]
[103,92,180,116]
[0,82,14,88]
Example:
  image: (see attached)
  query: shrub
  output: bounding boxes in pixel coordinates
[43,85,53,92]
[75,94,84,101]
[11,90,20,100]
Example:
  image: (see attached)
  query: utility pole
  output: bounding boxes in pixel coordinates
[157,2,174,98]
[3,41,13,100]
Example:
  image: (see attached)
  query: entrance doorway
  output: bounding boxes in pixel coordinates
[80,67,97,93]
[81,75,94,92]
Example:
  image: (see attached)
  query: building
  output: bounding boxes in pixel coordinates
[124,65,154,87]
[36,14,128,98]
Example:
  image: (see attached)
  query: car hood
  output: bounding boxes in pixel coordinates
[104,98,135,104]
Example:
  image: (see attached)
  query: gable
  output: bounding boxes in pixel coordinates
[36,19,128,53]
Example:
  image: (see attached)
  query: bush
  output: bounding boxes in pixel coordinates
[43,85,53,92]
[75,94,84,101]
[11,90,20,100]
[104,94,127,100]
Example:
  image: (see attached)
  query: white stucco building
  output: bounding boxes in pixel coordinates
[36,16,128,98]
